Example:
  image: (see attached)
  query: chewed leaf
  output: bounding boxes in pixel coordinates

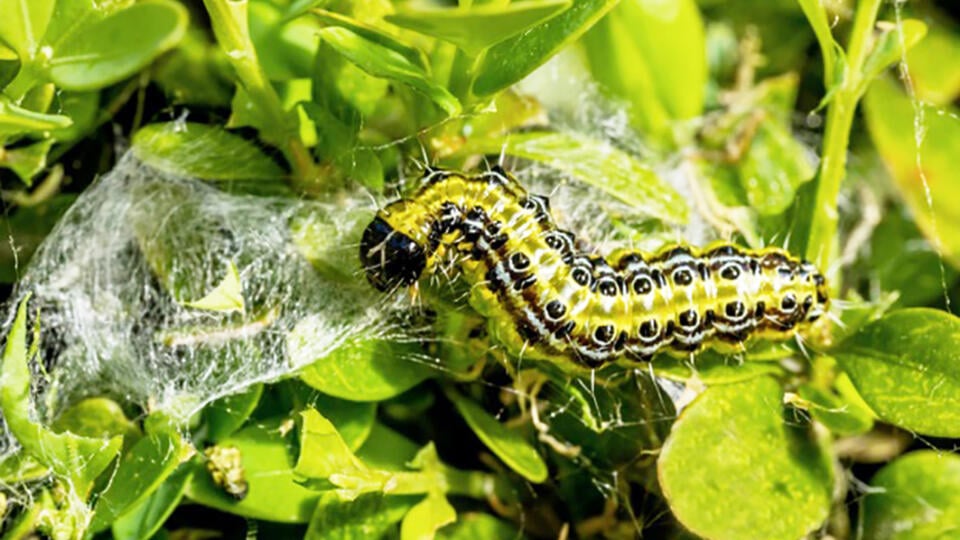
[861,450,960,539]
[462,131,687,224]
[385,1,570,57]
[400,492,456,540]
[48,0,188,90]
[447,389,547,483]
[295,408,368,481]
[658,377,832,540]
[185,418,319,523]
[317,27,461,117]
[184,261,245,314]
[0,295,123,496]
[833,308,960,437]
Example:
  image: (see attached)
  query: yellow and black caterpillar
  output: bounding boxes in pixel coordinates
[360,167,828,368]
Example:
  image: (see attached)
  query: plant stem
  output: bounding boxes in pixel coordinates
[202,0,319,189]
[805,0,882,273]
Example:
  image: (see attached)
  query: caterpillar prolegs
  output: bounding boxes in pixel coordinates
[359,167,829,368]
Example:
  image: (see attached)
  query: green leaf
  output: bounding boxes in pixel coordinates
[183,261,246,314]
[0,138,54,186]
[462,131,688,224]
[737,120,816,215]
[858,19,927,96]
[355,423,421,472]
[472,0,618,97]
[0,94,72,137]
[861,450,960,540]
[48,0,188,90]
[833,308,960,437]
[90,430,186,532]
[313,393,376,452]
[654,350,785,384]
[658,377,833,540]
[582,0,706,131]
[385,1,570,57]
[111,465,194,540]
[580,9,669,140]
[311,9,428,70]
[292,334,434,402]
[904,16,960,105]
[204,384,264,443]
[863,76,960,268]
[131,122,286,181]
[306,491,416,540]
[0,41,21,90]
[447,390,547,483]
[317,26,461,117]
[0,0,54,59]
[52,397,140,444]
[400,492,456,540]
[185,418,320,523]
[294,408,368,481]
[436,513,521,540]
[0,296,123,497]
[794,383,874,437]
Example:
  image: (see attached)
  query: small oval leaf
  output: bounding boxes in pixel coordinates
[447,390,547,483]
[48,0,188,90]
[861,450,960,540]
[658,377,832,540]
[833,308,960,437]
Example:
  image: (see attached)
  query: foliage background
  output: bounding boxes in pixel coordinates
[0,0,959,539]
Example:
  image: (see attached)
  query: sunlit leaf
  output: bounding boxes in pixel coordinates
[658,376,832,540]
[863,76,960,268]
[833,308,960,437]
[385,1,570,57]
[858,19,927,95]
[861,450,960,540]
[462,130,687,224]
[400,492,456,540]
[184,261,246,314]
[48,0,188,90]
[472,0,618,97]
[112,466,194,540]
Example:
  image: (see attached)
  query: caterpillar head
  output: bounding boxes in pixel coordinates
[359,215,426,292]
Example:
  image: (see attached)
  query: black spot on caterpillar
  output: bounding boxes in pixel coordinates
[360,167,829,368]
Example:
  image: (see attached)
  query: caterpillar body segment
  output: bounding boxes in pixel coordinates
[359,167,829,367]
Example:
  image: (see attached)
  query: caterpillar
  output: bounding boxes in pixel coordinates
[359,166,828,368]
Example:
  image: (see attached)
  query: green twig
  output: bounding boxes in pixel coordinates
[201,0,319,189]
[805,0,882,274]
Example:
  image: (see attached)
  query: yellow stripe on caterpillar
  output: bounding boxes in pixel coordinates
[359,166,828,368]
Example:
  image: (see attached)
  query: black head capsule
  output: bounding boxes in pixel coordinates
[359,216,427,292]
